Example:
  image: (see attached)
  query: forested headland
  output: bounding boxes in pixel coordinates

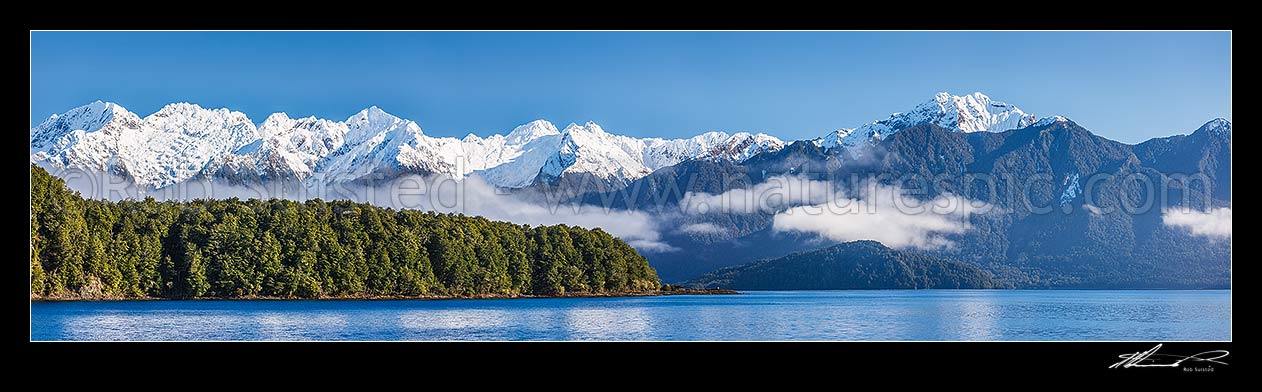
[30,165,660,299]
[684,240,1000,290]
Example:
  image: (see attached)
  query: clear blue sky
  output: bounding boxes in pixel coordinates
[30,31,1230,143]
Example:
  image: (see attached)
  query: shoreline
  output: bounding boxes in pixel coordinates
[31,287,1226,302]
[30,288,740,302]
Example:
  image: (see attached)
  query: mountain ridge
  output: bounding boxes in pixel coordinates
[618,117,1230,287]
[30,92,1049,191]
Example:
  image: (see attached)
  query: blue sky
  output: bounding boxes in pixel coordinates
[31,31,1230,143]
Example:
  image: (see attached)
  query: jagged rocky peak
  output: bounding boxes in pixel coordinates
[143,102,258,140]
[708,132,786,161]
[813,128,855,151]
[922,92,1036,133]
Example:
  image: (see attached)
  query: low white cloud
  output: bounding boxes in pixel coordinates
[771,184,994,249]
[624,239,680,253]
[678,175,833,214]
[1162,207,1231,239]
[56,167,678,254]
[679,223,725,235]
[380,175,676,253]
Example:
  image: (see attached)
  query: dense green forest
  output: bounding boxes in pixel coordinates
[30,165,659,299]
[684,240,1000,290]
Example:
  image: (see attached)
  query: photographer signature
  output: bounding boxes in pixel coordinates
[1109,344,1229,369]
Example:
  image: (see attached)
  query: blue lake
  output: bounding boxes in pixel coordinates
[30,290,1231,341]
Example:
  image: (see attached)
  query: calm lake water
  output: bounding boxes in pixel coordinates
[30,290,1231,341]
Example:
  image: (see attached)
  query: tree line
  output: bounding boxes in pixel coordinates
[30,165,660,299]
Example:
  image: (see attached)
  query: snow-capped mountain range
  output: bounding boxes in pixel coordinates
[31,103,785,189]
[31,92,1034,190]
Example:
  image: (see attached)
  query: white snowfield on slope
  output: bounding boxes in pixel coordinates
[31,92,1033,190]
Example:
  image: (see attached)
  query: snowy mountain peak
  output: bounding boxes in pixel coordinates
[562,121,608,135]
[343,106,422,144]
[1197,118,1231,136]
[540,121,633,185]
[813,128,855,151]
[247,112,351,178]
[259,112,298,135]
[914,92,1034,133]
[703,132,785,162]
[143,103,257,140]
[30,101,143,157]
[146,102,250,126]
[348,105,401,125]
[505,119,559,144]
[75,100,128,119]
[932,91,956,103]
[838,92,1036,149]
[262,111,292,123]
[688,131,732,145]
[151,102,202,115]
[1035,115,1069,127]
[30,102,262,188]
[345,106,420,134]
[53,100,130,125]
[147,103,252,127]
[32,101,135,137]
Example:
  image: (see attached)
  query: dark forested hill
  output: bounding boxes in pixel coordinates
[29,165,659,299]
[683,240,1000,290]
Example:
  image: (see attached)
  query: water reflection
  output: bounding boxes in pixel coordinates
[255,312,347,341]
[395,308,512,340]
[63,312,250,341]
[951,292,999,341]
[564,307,651,340]
[31,290,1232,341]
[398,309,509,330]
